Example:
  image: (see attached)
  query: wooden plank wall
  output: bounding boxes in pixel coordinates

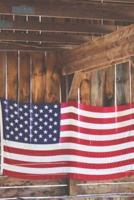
[0,52,134,199]
[66,61,134,200]
[0,51,68,199]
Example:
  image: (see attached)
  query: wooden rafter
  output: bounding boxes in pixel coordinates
[0,31,90,45]
[62,24,134,75]
[0,0,134,22]
[0,17,117,34]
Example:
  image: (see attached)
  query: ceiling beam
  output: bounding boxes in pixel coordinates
[0,0,134,22]
[0,42,71,51]
[0,31,90,44]
[61,24,134,75]
[0,17,117,35]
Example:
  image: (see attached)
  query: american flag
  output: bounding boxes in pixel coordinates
[0,99,134,180]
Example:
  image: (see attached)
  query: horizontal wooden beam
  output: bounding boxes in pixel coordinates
[0,42,70,51]
[62,24,134,75]
[0,31,90,44]
[0,0,134,22]
[0,17,117,34]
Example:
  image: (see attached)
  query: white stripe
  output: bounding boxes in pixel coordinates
[4,163,134,175]
[61,106,134,118]
[61,118,134,130]
[61,130,134,141]
[0,101,4,174]
[4,152,134,164]
[4,140,134,152]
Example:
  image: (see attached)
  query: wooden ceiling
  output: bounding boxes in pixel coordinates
[0,0,133,51]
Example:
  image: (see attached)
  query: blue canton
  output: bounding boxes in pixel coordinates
[2,100,60,144]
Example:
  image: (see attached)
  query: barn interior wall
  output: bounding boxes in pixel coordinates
[0,52,134,199]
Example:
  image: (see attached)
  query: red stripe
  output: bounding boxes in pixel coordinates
[4,146,134,157]
[61,112,134,124]
[4,158,134,169]
[60,124,134,135]
[61,136,134,146]
[61,101,134,112]
[3,170,134,180]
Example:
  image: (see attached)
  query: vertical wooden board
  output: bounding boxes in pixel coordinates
[91,69,105,106]
[45,52,61,103]
[7,52,18,100]
[0,52,6,98]
[31,52,46,103]
[131,58,134,103]
[80,73,91,104]
[19,52,30,103]
[116,62,130,105]
[104,66,115,106]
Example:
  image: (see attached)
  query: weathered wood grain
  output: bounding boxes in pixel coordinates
[31,52,46,103]
[104,66,115,106]
[0,52,6,98]
[62,25,134,75]
[45,52,61,103]
[19,52,30,102]
[115,62,130,105]
[7,52,18,100]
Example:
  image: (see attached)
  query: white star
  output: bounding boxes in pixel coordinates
[34,138,38,142]
[10,122,14,126]
[5,109,8,113]
[54,130,57,133]
[19,107,23,112]
[35,113,39,117]
[49,109,53,113]
[39,126,43,130]
[34,105,38,109]
[15,127,18,132]
[44,114,48,118]
[24,112,28,116]
[53,137,57,141]
[24,137,28,141]
[19,124,23,128]
[44,105,48,109]
[39,134,43,138]
[14,111,18,115]
[54,113,58,117]
[6,126,10,130]
[39,118,43,122]
[6,134,10,138]
[34,130,38,134]
[24,121,28,125]
[30,125,33,130]
[49,118,53,122]
[15,119,19,123]
[10,114,14,118]
[30,117,33,121]
[44,138,48,142]
[30,133,33,138]
[49,125,53,129]
[49,134,52,138]
[39,109,43,113]
[44,121,48,125]
[6,117,9,121]
[10,131,14,135]
[15,136,19,140]
[19,133,23,137]
[24,129,28,133]
[54,105,58,108]
[4,100,8,104]
[34,121,38,126]
[20,116,23,120]
[30,109,33,113]
[14,103,18,107]
[9,106,13,110]
[54,121,58,125]
[24,105,28,108]
[44,130,47,134]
